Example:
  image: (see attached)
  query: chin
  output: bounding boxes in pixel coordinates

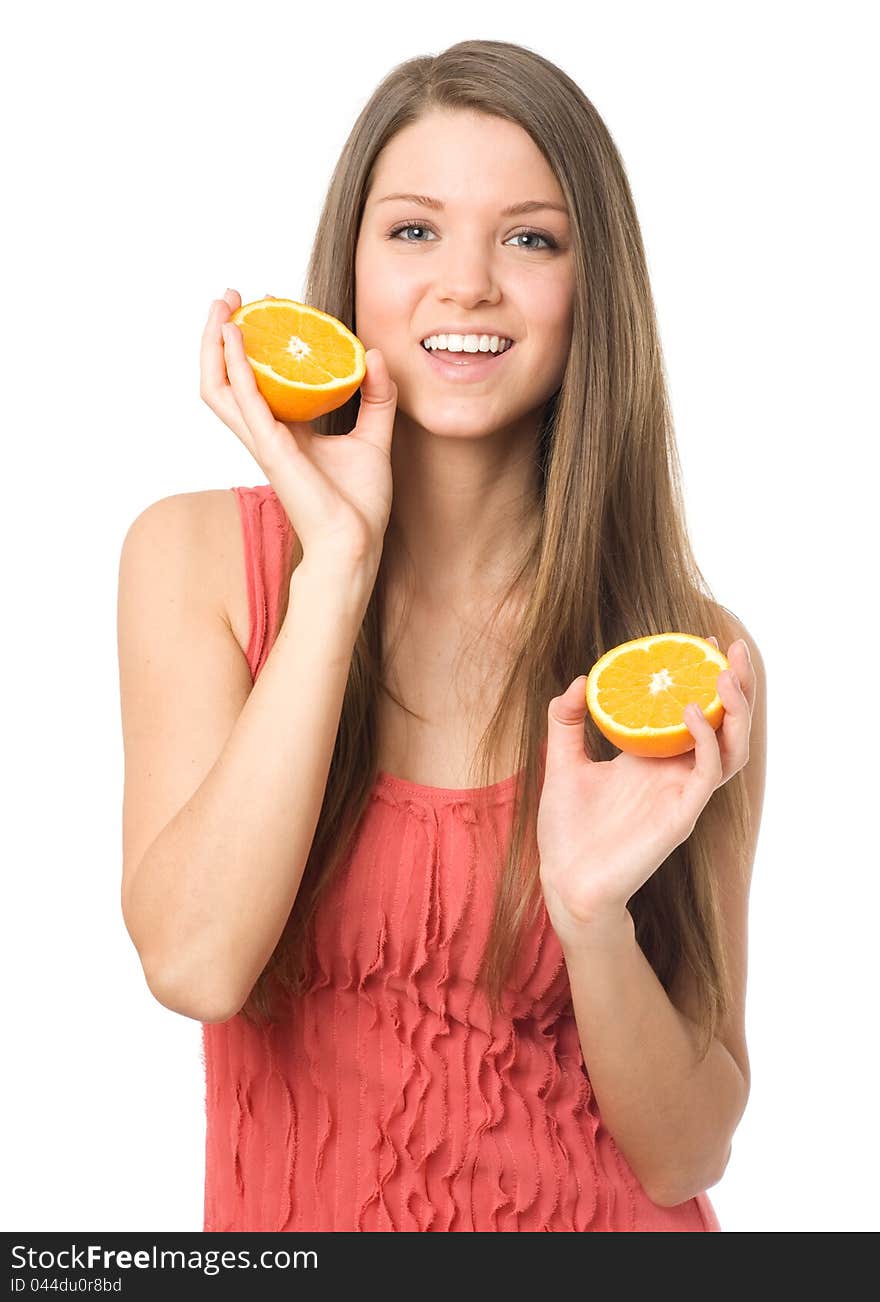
[401,412,514,440]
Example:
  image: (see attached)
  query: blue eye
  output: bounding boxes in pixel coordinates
[388,223,434,243]
[388,221,558,251]
[509,230,557,251]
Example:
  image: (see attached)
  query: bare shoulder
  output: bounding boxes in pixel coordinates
[117,491,256,953]
[195,489,252,657]
[706,601,766,686]
[705,599,767,758]
[125,489,250,656]
[715,603,767,776]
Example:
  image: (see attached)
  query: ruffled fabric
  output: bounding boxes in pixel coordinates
[200,485,720,1233]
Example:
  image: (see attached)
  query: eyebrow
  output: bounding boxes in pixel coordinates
[374,192,569,218]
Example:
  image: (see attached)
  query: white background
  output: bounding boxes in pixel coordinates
[3,0,877,1234]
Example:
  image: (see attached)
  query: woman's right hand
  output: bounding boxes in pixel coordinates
[200,288,397,571]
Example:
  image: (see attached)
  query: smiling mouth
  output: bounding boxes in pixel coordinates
[420,342,515,365]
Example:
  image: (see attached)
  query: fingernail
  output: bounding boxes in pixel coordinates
[729,670,741,690]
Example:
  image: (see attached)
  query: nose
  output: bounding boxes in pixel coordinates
[433,237,502,308]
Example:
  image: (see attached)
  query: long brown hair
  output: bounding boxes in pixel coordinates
[239,39,752,1062]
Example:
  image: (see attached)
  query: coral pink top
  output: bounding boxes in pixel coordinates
[200,484,721,1233]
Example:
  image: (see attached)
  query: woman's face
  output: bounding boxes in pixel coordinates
[355,109,575,441]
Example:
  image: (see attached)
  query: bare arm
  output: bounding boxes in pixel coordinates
[119,502,377,1023]
[548,626,766,1206]
[560,918,748,1207]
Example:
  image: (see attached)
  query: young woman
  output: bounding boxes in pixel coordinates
[117,39,766,1232]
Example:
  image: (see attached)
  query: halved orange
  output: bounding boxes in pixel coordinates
[586,633,730,758]
[229,297,366,422]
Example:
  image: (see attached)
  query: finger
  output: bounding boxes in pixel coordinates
[351,348,397,453]
[545,676,590,775]
[200,297,234,394]
[200,299,253,446]
[710,668,751,781]
[684,699,723,788]
[220,322,279,434]
[707,634,752,709]
[725,639,754,710]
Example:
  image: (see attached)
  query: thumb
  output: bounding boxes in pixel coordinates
[353,348,398,452]
[546,676,589,772]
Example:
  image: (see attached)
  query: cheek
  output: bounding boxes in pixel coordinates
[525,317,573,394]
[354,262,414,334]
[519,271,573,332]
[528,302,573,361]
[353,297,389,356]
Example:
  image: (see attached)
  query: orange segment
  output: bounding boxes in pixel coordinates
[229,298,367,422]
[585,633,730,757]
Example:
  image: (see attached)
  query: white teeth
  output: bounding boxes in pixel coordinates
[421,333,513,354]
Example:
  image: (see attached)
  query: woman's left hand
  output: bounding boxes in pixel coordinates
[536,637,755,948]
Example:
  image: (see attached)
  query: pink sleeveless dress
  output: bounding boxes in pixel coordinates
[200,484,721,1232]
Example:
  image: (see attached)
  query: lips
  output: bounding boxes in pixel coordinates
[422,340,515,360]
[420,340,515,382]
